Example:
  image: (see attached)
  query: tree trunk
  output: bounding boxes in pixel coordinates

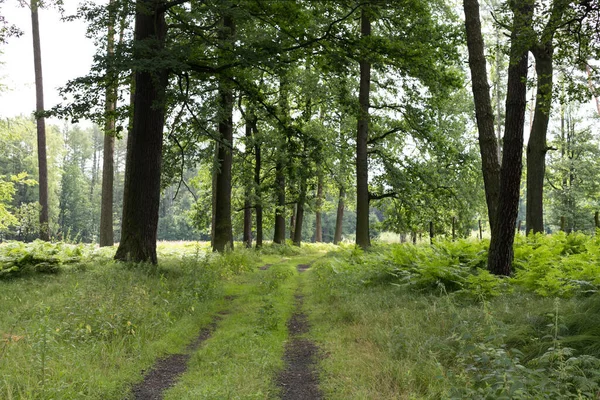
[314,173,323,242]
[356,7,371,249]
[211,142,218,248]
[100,0,117,247]
[525,0,568,233]
[293,180,307,247]
[526,48,553,235]
[114,0,168,264]
[243,116,252,248]
[273,75,288,245]
[30,0,49,241]
[212,14,235,252]
[273,160,286,244]
[254,122,263,248]
[487,1,533,276]
[463,0,501,234]
[290,203,296,240]
[333,186,345,245]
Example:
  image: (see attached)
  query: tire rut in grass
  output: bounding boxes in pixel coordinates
[131,305,233,400]
[277,267,322,400]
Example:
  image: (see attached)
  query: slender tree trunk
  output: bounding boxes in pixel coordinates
[30,0,49,241]
[273,75,288,244]
[315,173,323,242]
[290,203,296,240]
[243,116,252,248]
[273,160,286,244]
[211,142,218,248]
[333,186,345,245]
[114,0,168,264]
[463,0,501,234]
[293,180,307,247]
[100,0,117,247]
[526,48,553,234]
[487,1,534,276]
[356,7,371,249]
[254,122,263,248]
[212,14,235,252]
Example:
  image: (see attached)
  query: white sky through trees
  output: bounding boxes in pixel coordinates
[0,1,95,121]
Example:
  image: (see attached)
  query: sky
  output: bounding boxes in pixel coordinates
[0,1,97,121]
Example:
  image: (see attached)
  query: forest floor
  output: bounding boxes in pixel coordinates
[3,237,600,398]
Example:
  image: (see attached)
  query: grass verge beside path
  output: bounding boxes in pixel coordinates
[1,242,326,399]
[304,242,600,399]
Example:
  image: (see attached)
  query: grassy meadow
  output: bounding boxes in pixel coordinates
[1,234,600,398]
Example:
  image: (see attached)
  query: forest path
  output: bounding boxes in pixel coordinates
[277,260,323,400]
[127,253,325,400]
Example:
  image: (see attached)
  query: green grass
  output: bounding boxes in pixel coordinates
[163,255,321,399]
[0,241,264,399]
[304,238,600,399]
[4,237,600,399]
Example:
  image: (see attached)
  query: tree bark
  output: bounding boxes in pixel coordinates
[525,0,567,234]
[212,14,235,253]
[356,6,371,249]
[30,0,49,241]
[254,122,263,248]
[273,160,286,244]
[526,48,553,234]
[243,116,252,248]
[100,0,117,247]
[487,1,534,276]
[290,203,296,240]
[273,75,288,244]
[114,0,168,264]
[314,173,323,242]
[293,180,307,247]
[463,0,501,234]
[333,186,345,245]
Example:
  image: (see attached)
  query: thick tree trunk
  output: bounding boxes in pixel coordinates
[463,0,501,234]
[100,0,117,247]
[114,0,168,264]
[314,173,323,242]
[487,1,533,276]
[333,186,345,245]
[526,48,553,234]
[212,14,235,252]
[254,123,263,248]
[525,0,568,233]
[293,180,307,247]
[30,0,49,241]
[356,7,371,249]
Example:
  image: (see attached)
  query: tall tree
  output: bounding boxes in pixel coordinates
[273,74,288,244]
[463,0,501,233]
[114,0,169,264]
[30,0,49,240]
[212,11,236,253]
[355,5,371,249]
[99,0,118,247]
[487,0,534,276]
[314,172,323,242]
[525,0,568,234]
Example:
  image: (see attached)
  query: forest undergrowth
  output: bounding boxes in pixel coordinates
[308,231,600,399]
[2,235,600,398]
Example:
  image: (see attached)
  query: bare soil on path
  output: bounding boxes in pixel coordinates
[277,263,323,400]
[130,310,228,399]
